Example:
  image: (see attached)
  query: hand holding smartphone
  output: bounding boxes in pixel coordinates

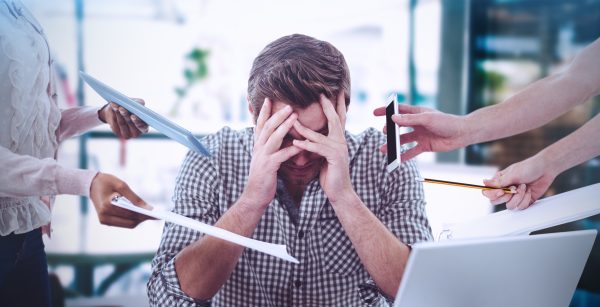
[385,94,401,172]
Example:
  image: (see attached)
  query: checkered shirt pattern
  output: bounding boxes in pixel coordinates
[147,127,432,306]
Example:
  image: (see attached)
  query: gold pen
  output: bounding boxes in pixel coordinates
[417,178,517,194]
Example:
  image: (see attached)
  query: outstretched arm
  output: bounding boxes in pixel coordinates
[465,37,600,144]
[373,37,600,161]
[57,100,149,142]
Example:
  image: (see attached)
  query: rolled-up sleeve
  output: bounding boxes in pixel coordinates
[358,157,432,305]
[380,158,432,245]
[147,150,220,306]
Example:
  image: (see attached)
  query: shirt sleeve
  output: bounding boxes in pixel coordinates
[147,150,221,306]
[0,145,97,197]
[56,106,103,142]
[360,157,432,304]
[379,158,433,245]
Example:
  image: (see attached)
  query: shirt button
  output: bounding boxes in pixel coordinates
[294,280,303,288]
[297,230,304,239]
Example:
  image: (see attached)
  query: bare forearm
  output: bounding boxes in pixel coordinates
[464,38,600,145]
[175,197,266,300]
[330,191,410,297]
[465,72,596,145]
[539,113,600,177]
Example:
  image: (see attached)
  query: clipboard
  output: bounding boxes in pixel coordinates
[81,72,211,156]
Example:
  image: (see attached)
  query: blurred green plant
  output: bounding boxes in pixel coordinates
[474,65,506,106]
[170,47,210,116]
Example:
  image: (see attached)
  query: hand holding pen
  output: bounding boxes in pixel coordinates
[481,155,557,210]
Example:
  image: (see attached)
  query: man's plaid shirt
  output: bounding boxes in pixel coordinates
[148,127,432,306]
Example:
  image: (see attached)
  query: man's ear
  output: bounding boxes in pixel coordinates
[247,97,257,124]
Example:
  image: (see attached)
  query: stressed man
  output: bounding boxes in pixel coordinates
[148,34,432,306]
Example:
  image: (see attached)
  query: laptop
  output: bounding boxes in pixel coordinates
[393,230,597,307]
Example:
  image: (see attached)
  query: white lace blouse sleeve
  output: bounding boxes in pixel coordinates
[56,106,104,142]
[0,145,97,197]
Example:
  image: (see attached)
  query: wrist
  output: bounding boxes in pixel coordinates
[238,190,271,211]
[328,187,359,207]
[97,104,109,123]
[457,114,476,147]
[537,146,564,178]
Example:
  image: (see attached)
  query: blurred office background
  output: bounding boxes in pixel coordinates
[20,0,599,306]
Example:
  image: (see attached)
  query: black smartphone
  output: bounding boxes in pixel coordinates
[385,94,401,172]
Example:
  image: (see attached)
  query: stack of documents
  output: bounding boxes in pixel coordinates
[440,183,600,240]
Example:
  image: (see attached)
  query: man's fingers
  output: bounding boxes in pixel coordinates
[273,145,303,163]
[256,98,271,133]
[258,104,293,145]
[254,98,271,143]
[293,139,328,157]
[336,92,347,127]
[265,113,297,150]
[319,94,343,138]
[293,121,328,144]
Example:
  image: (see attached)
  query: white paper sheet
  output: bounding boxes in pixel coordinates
[440,183,600,240]
[112,197,299,263]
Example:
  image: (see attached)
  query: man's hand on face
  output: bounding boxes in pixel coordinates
[292,93,353,204]
[242,98,303,209]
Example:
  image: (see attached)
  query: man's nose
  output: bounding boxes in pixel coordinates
[291,151,310,167]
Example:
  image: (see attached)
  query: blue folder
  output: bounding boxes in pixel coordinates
[81,72,211,156]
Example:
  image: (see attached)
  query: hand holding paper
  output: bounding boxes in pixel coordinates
[111,196,299,263]
[81,72,211,156]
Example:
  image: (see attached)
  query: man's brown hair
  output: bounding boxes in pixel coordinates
[247,34,350,118]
